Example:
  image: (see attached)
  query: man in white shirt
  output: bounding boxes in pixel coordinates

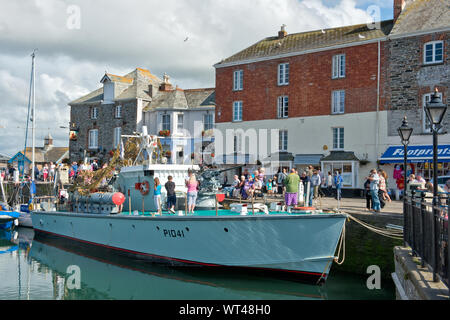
[367,169,381,212]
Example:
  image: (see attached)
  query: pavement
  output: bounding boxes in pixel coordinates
[316,196,403,215]
[262,194,404,216]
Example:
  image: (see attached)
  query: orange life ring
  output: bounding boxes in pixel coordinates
[140,181,150,196]
[294,207,316,210]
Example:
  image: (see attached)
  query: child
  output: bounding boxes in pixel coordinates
[266,179,273,194]
[272,177,278,194]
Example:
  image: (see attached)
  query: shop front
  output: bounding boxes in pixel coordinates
[320,151,360,190]
[379,144,450,190]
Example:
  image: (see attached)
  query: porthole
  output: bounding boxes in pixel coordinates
[224,228,229,233]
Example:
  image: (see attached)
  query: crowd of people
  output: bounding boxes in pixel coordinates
[68,159,102,183]
[222,166,349,209]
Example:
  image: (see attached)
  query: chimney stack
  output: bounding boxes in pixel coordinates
[278,24,287,39]
[394,0,414,23]
[159,73,173,91]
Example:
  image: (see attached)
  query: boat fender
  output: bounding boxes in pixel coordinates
[140,181,150,196]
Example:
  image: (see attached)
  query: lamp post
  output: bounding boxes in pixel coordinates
[398,116,413,246]
[424,88,447,282]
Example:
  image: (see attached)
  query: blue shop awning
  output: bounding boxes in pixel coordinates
[379,145,450,164]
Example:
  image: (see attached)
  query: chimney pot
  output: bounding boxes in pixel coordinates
[278,24,287,39]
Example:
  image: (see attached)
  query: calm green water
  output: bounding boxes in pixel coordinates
[0,228,395,300]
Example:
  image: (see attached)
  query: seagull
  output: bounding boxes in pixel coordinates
[358,33,366,39]
[184,37,189,42]
[321,29,326,34]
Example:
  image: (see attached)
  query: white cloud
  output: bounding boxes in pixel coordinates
[0,0,378,156]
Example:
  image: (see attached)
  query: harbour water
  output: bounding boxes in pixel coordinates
[0,228,395,300]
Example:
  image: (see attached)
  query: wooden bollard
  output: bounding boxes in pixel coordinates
[128,189,132,214]
[252,195,255,215]
[215,195,218,216]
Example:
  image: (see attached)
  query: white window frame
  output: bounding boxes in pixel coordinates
[233,134,242,153]
[177,113,184,132]
[331,90,345,114]
[113,127,122,147]
[203,114,214,131]
[332,54,346,79]
[423,92,443,133]
[115,105,122,118]
[233,70,243,91]
[91,107,98,120]
[279,130,288,152]
[277,96,289,118]
[88,129,98,149]
[424,41,444,65]
[332,127,344,150]
[162,114,171,131]
[233,101,243,122]
[278,63,289,85]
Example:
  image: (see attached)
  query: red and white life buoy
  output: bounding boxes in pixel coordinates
[140,181,150,196]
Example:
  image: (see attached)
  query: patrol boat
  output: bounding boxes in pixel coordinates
[31,127,347,283]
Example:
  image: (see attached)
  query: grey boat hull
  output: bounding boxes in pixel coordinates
[31,211,346,282]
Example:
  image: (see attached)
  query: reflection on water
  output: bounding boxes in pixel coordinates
[0,228,395,300]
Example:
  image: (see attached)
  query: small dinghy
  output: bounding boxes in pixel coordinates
[0,204,20,230]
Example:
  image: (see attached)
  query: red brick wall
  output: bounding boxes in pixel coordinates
[215,42,389,123]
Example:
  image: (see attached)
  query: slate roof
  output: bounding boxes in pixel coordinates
[0,153,11,162]
[143,88,215,111]
[390,0,450,36]
[215,21,393,67]
[69,68,163,106]
[24,147,69,163]
[320,151,360,162]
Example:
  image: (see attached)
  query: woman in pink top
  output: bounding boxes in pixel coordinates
[186,175,199,214]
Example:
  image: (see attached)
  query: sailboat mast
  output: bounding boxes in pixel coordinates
[31,51,36,182]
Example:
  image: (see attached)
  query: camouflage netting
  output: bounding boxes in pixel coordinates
[70,137,144,196]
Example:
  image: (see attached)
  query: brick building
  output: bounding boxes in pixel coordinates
[214,0,449,192]
[214,21,393,190]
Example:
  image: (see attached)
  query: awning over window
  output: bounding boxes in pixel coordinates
[294,154,323,165]
[379,145,450,164]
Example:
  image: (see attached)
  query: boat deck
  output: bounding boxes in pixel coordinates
[118,209,333,217]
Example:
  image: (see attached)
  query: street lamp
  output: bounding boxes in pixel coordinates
[425,88,447,282]
[398,116,413,246]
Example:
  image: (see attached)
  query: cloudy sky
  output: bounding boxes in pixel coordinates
[0,0,394,157]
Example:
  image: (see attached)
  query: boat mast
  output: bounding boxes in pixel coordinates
[31,50,36,181]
